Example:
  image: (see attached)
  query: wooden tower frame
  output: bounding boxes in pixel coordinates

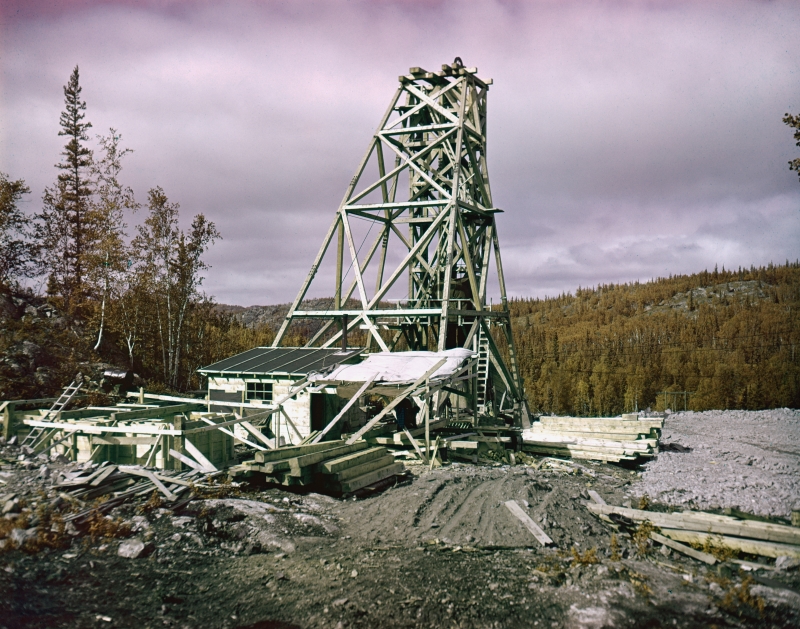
[273,59,528,425]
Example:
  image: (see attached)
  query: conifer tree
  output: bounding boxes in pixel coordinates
[37,66,95,310]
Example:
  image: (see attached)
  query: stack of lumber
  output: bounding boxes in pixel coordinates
[585,502,800,561]
[234,439,405,496]
[521,414,663,462]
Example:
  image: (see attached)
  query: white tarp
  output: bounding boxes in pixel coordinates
[311,348,474,386]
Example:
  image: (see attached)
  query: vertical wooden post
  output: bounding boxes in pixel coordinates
[138,387,144,404]
[2,402,15,443]
[424,394,430,457]
[173,415,183,471]
[335,218,344,309]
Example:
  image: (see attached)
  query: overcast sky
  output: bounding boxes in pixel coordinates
[2,0,799,306]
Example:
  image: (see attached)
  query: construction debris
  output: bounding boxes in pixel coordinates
[585,502,800,560]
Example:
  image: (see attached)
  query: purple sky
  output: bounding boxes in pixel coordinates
[2,0,799,306]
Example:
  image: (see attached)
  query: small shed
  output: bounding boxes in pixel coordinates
[197,347,364,443]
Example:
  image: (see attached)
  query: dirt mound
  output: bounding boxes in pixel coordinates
[331,463,628,550]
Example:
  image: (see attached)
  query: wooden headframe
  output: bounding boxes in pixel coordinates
[272,60,528,425]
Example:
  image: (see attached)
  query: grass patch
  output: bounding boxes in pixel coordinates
[571,546,600,565]
[632,521,658,557]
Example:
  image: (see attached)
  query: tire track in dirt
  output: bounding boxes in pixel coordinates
[335,467,564,548]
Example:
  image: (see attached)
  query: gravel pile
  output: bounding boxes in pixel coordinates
[632,408,800,517]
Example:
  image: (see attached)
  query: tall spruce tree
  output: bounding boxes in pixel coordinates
[38,66,95,310]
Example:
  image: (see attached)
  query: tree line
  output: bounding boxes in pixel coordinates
[505,262,800,415]
[1,66,268,393]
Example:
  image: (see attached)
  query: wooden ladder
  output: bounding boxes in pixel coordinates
[475,330,490,412]
[21,375,84,450]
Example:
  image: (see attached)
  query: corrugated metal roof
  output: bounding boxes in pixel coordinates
[197,347,362,375]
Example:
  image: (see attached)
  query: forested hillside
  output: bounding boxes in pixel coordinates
[508,262,800,415]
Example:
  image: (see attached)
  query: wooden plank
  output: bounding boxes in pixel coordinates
[338,462,405,493]
[428,436,441,470]
[169,448,205,472]
[650,532,717,565]
[466,434,512,443]
[89,465,118,487]
[526,428,655,440]
[312,375,376,444]
[260,460,292,474]
[288,442,368,476]
[336,455,396,481]
[391,418,449,442]
[280,406,303,442]
[91,436,159,446]
[585,503,800,546]
[241,421,275,449]
[447,441,480,450]
[404,428,428,463]
[523,436,653,451]
[504,500,553,546]
[152,473,193,487]
[125,391,271,410]
[300,431,319,445]
[111,403,201,422]
[537,419,662,430]
[520,445,631,462]
[119,467,177,501]
[184,438,218,473]
[660,529,800,560]
[196,416,266,451]
[254,440,345,463]
[320,447,388,473]
[722,507,788,525]
[587,490,607,506]
[367,436,401,445]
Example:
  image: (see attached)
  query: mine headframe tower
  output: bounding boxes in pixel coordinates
[273,59,529,426]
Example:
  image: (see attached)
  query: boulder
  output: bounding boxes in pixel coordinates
[117,538,154,559]
[10,527,37,547]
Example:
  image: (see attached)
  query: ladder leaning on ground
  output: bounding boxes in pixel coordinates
[20,374,84,452]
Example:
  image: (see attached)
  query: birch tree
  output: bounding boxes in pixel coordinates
[132,187,220,389]
[89,130,138,350]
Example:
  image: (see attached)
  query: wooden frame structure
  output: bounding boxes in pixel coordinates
[273,59,529,426]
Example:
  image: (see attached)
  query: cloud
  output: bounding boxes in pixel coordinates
[1,0,799,305]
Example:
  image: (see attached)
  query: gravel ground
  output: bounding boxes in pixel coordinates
[633,409,800,518]
[3,412,800,628]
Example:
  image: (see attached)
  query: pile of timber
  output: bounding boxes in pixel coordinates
[233,439,406,496]
[51,462,223,524]
[368,421,519,462]
[521,413,663,463]
[585,501,800,563]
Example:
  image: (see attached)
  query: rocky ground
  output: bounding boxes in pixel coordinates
[1,411,799,629]
[633,409,800,518]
